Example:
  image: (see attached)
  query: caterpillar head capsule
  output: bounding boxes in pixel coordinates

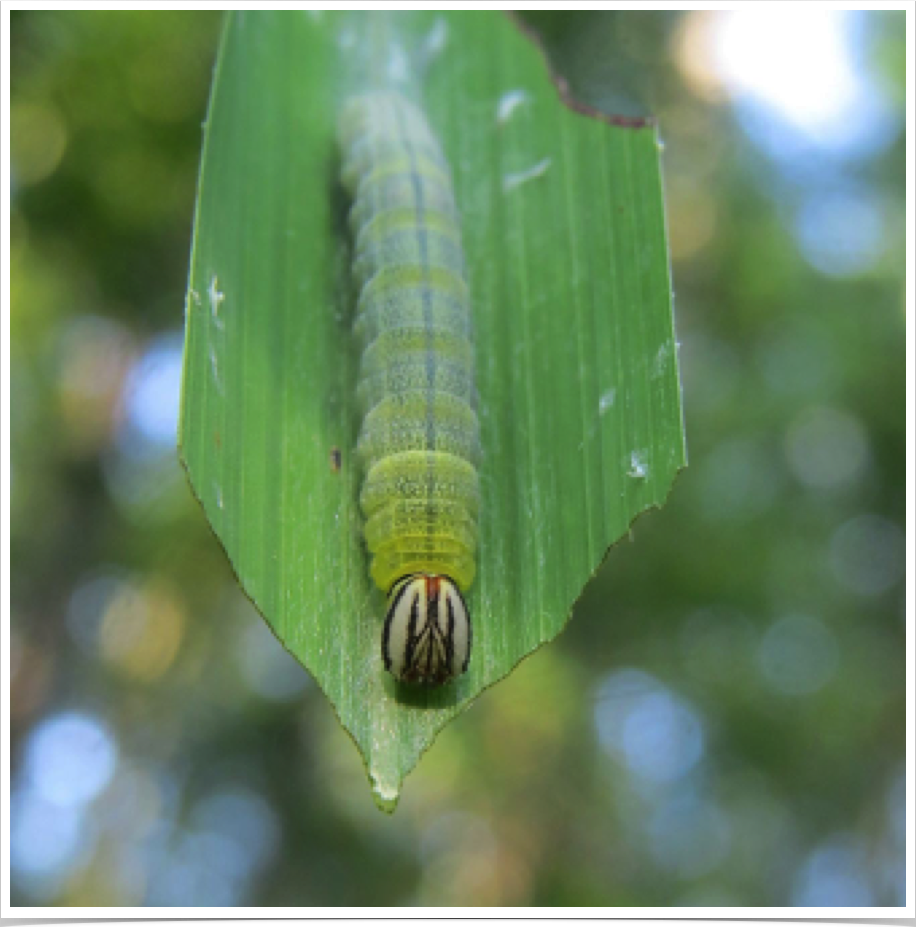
[382,574,471,685]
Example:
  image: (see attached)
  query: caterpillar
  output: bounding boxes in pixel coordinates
[338,91,480,686]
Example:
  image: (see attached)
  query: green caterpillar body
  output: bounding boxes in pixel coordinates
[338,91,479,685]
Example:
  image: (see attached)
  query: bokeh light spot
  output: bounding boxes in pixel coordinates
[99,579,185,681]
[123,331,184,446]
[697,435,783,523]
[648,791,731,878]
[784,405,870,491]
[10,789,85,883]
[104,330,188,522]
[829,513,905,597]
[757,614,839,696]
[236,617,310,701]
[792,836,875,905]
[794,191,886,277]
[755,326,839,399]
[594,670,705,785]
[10,101,69,187]
[24,711,118,808]
[190,786,281,872]
[56,315,135,458]
[711,10,896,157]
[144,786,280,906]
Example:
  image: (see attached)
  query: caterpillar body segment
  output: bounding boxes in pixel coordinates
[339,91,479,686]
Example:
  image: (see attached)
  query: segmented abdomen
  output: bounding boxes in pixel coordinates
[338,91,479,594]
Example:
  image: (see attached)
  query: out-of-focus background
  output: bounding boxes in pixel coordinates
[8,10,906,907]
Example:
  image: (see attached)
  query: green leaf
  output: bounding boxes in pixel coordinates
[179,10,684,810]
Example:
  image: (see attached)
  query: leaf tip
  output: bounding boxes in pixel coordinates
[370,776,401,815]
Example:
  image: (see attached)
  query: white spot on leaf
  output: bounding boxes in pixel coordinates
[628,450,648,480]
[387,44,410,84]
[652,341,671,378]
[502,157,552,193]
[496,89,529,125]
[208,274,225,327]
[209,346,223,394]
[423,19,448,61]
[599,389,616,414]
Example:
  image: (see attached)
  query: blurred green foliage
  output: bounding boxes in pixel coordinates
[9,9,906,907]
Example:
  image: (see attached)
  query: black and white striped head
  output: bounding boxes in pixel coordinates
[382,574,471,685]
